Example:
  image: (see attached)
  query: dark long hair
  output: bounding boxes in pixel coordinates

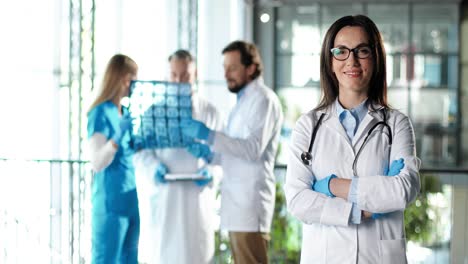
[316,15,388,110]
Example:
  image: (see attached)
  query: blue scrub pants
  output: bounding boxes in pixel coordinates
[91,211,140,264]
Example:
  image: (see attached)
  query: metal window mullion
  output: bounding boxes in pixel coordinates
[77,0,95,263]
[408,3,413,119]
[190,0,198,57]
[68,0,85,262]
[272,6,278,92]
[456,3,462,166]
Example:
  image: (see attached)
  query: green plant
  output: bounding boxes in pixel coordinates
[214,230,232,264]
[269,183,301,263]
[404,174,441,244]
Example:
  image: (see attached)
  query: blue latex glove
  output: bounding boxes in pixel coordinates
[181,119,211,140]
[194,168,213,187]
[384,158,405,176]
[112,114,133,144]
[372,158,405,219]
[312,174,337,197]
[154,163,168,184]
[187,143,213,163]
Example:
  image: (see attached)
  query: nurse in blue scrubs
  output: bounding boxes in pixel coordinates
[87,54,139,264]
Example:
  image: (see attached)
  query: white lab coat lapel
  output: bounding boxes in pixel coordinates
[352,103,385,148]
[320,104,354,152]
[225,79,255,137]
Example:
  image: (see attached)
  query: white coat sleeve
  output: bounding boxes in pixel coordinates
[133,149,164,186]
[194,99,225,166]
[199,102,224,184]
[357,114,421,213]
[88,133,117,172]
[211,97,282,162]
[284,113,353,227]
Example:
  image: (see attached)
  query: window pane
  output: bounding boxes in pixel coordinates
[411,84,458,165]
[276,54,320,88]
[321,4,364,32]
[276,5,320,54]
[368,4,409,53]
[412,4,458,53]
[0,1,59,158]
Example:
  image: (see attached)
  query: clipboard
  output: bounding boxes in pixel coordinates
[164,173,205,181]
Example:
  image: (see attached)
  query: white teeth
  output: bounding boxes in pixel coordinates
[345,72,361,76]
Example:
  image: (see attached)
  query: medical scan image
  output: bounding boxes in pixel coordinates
[128,80,193,149]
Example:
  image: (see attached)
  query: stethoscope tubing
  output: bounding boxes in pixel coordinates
[302,109,393,177]
[351,120,392,176]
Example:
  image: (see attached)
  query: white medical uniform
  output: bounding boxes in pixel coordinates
[134,95,222,264]
[211,77,283,232]
[284,102,421,264]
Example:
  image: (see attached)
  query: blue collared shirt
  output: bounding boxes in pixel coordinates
[335,99,368,224]
[236,86,247,101]
[335,99,368,141]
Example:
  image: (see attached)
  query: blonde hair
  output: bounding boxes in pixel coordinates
[88,54,138,113]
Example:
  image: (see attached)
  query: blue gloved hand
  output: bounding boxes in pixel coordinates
[312,174,337,197]
[384,158,405,176]
[112,114,133,144]
[154,163,168,184]
[187,143,213,163]
[372,158,405,219]
[181,119,211,140]
[194,168,213,187]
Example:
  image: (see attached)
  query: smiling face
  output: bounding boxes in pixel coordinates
[332,26,373,97]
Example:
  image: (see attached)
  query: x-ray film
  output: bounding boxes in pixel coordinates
[128,80,193,149]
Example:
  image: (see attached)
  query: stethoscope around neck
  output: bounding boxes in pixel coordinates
[301,109,393,177]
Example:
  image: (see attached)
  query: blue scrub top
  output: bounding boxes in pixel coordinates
[87,101,138,216]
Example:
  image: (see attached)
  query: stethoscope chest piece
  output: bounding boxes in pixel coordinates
[301,151,312,165]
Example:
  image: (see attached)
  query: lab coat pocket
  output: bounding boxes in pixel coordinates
[379,238,407,264]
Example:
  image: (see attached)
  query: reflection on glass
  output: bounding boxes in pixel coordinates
[412,4,458,53]
[368,4,409,53]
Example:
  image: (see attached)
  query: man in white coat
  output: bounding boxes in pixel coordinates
[182,40,284,264]
[134,50,223,264]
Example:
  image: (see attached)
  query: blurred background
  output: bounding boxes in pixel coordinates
[0,0,467,263]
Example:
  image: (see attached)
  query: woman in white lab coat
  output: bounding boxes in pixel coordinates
[284,15,421,264]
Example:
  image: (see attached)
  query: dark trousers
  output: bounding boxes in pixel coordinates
[229,231,270,264]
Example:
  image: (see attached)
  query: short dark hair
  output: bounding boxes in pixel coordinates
[317,15,388,110]
[168,49,194,62]
[222,40,263,80]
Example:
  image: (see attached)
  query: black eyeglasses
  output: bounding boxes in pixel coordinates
[330,45,373,61]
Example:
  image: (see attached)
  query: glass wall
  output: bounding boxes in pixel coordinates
[254,2,465,263]
[0,0,64,159]
[257,3,460,167]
